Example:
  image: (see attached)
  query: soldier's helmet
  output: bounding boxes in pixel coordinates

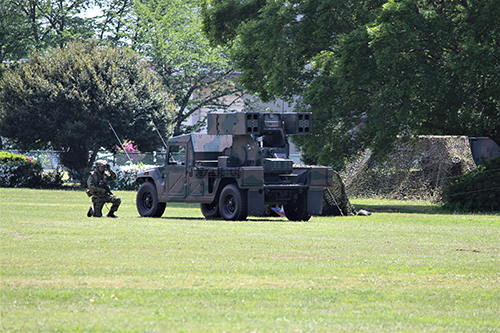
[94,159,108,169]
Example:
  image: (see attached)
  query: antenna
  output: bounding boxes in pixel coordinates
[108,122,132,162]
[282,40,286,114]
[152,121,168,150]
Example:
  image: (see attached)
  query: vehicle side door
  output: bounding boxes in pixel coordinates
[164,144,187,200]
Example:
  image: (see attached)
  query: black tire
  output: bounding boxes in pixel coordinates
[136,182,166,217]
[200,202,220,218]
[219,184,248,221]
[284,193,310,221]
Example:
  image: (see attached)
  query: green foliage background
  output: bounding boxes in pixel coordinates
[202,0,500,168]
[2,0,500,209]
[0,0,241,176]
[132,0,242,136]
[442,157,500,212]
[0,42,175,181]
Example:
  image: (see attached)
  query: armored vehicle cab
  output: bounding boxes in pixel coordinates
[135,112,333,221]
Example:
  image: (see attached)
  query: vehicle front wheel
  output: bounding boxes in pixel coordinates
[219,184,248,221]
[200,202,220,218]
[136,182,166,217]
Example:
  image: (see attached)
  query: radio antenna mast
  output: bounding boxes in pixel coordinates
[152,121,168,150]
[282,42,286,114]
[108,122,132,162]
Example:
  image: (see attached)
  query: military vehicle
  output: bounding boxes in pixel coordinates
[135,111,334,221]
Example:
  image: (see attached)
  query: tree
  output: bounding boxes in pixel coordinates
[2,1,241,137]
[0,0,29,63]
[202,0,383,102]
[131,0,243,135]
[9,1,95,51]
[0,42,175,181]
[202,0,500,168]
[201,0,385,167]
[93,0,134,45]
[0,0,133,63]
[315,0,500,165]
[33,0,96,47]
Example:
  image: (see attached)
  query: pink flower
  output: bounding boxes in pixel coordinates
[117,140,140,153]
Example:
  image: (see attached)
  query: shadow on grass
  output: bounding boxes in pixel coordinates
[354,204,447,215]
[158,216,289,222]
[352,204,499,215]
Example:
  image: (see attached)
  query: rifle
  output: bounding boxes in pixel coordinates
[99,179,113,195]
[96,169,113,195]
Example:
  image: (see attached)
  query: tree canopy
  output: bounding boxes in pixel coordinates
[0,0,242,183]
[202,0,500,169]
[0,1,27,63]
[131,0,242,135]
[1,0,242,136]
[0,0,95,61]
[0,42,175,180]
[0,0,135,62]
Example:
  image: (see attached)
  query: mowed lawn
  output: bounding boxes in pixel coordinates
[1,188,499,332]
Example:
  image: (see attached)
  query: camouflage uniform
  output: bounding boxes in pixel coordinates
[87,160,121,218]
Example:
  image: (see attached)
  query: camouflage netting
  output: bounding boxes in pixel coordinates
[322,171,357,216]
[340,136,477,201]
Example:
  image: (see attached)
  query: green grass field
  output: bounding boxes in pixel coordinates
[1,188,499,332]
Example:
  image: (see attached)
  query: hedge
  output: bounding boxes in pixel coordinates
[442,156,500,212]
[0,152,63,188]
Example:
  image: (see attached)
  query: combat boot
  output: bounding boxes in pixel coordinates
[87,206,93,217]
[107,212,118,218]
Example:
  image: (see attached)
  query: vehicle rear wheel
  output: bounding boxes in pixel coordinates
[136,182,166,217]
[219,184,248,221]
[284,193,310,221]
[200,202,220,218]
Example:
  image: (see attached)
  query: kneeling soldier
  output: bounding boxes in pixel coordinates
[87,160,121,218]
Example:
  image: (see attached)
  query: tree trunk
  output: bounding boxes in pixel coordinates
[88,146,100,168]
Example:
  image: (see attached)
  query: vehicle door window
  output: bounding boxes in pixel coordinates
[168,145,186,165]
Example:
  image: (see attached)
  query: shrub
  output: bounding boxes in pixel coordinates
[109,164,156,191]
[0,152,63,188]
[442,156,500,212]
